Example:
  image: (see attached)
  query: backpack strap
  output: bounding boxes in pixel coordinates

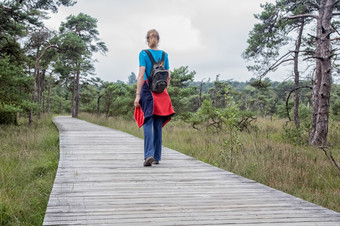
[143,49,156,65]
[143,49,166,65]
[143,49,166,79]
[160,51,165,66]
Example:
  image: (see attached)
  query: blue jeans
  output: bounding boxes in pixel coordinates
[143,115,163,161]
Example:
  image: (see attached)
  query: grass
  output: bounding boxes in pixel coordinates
[1,112,337,225]
[79,113,340,213]
[0,115,59,226]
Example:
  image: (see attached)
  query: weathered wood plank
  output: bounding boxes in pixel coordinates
[43,116,340,225]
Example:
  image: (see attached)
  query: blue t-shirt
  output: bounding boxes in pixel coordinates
[139,49,169,80]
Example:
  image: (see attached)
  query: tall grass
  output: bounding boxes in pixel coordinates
[0,115,59,225]
[79,113,340,212]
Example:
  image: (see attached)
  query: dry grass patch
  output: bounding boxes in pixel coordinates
[79,113,340,212]
[0,115,59,225]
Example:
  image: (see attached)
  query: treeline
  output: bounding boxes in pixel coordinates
[39,65,340,134]
[2,0,340,147]
[0,0,107,125]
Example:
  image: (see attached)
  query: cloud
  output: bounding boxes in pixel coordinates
[154,16,203,53]
[44,0,278,82]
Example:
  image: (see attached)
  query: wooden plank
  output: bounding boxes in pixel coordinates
[43,116,340,225]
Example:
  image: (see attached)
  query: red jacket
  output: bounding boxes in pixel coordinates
[134,82,175,127]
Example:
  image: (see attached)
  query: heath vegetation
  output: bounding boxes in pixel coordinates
[2,0,340,224]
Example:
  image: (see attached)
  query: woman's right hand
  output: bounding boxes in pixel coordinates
[134,95,141,108]
[135,66,145,108]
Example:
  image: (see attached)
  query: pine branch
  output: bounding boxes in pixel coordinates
[285,86,313,121]
[330,37,340,41]
[36,44,59,66]
[284,14,319,20]
[309,0,320,9]
[319,146,340,175]
[0,4,12,12]
[258,51,294,79]
[330,23,340,41]
[334,0,340,7]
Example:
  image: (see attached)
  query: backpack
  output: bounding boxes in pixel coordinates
[143,49,169,93]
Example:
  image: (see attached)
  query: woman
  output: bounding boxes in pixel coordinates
[134,29,175,167]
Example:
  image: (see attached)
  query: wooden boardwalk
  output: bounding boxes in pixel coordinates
[43,116,340,225]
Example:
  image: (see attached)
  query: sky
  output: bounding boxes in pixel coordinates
[44,0,282,83]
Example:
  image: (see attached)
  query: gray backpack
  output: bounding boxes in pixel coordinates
[143,49,168,93]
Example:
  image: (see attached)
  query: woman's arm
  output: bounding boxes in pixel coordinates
[134,66,145,108]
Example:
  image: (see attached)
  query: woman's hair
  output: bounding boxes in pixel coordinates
[146,29,159,48]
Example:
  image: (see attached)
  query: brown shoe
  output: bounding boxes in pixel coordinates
[144,156,154,167]
[153,161,159,164]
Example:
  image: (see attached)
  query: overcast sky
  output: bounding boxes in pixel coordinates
[44,0,282,83]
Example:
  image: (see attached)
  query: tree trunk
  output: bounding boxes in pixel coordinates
[37,69,41,118]
[29,47,40,125]
[59,101,62,114]
[29,44,57,125]
[199,79,205,108]
[310,0,333,146]
[40,69,46,104]
[293,20,304,128]
[29,64,39,125]
[97,95,102,115]
[74,71,80,118]
[29,73,36,125]
[105,101,110,119]
[42,95,45,114]
[47,72,52,113]
[37,69,41,106]
[38,69,46,117]
[72,72,76,117]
